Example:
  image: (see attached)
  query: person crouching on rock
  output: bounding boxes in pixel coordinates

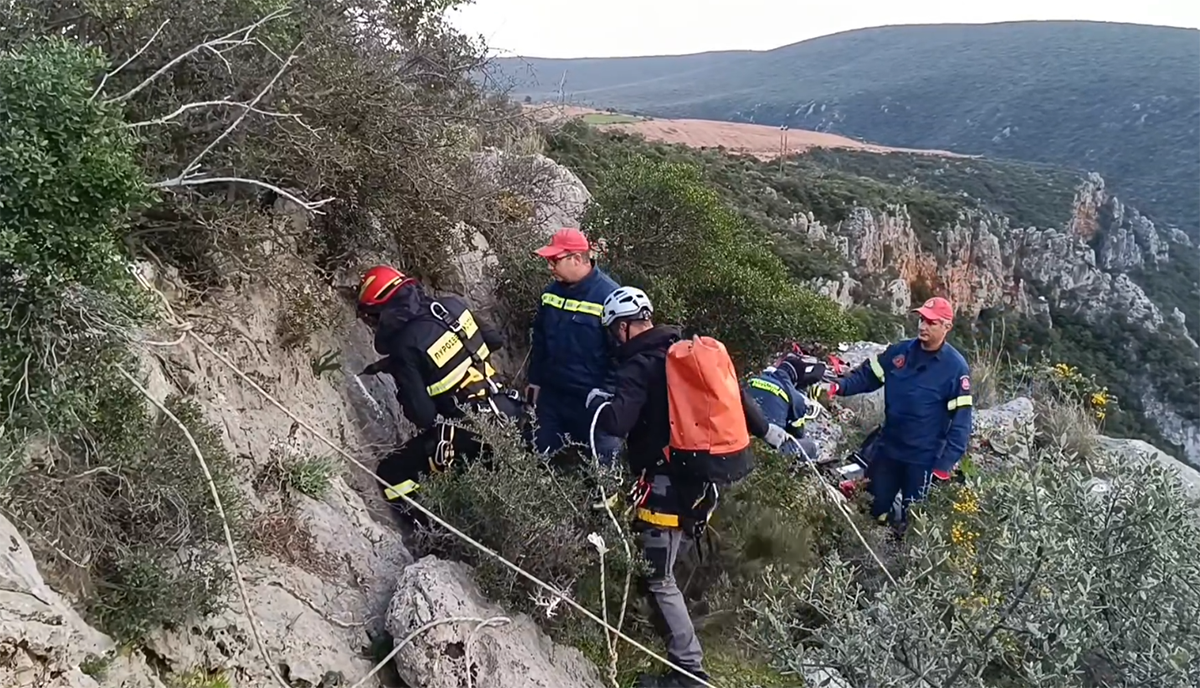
[355,265,523,522]
[743,351,826,465]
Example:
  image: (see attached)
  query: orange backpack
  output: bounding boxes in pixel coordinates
[664,335,755,484]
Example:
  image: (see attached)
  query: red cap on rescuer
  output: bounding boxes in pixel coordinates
[914,296,954,321]
[534,227,591,259]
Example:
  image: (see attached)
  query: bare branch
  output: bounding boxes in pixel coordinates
[150,176,334,214]
[175,43,302,179]
[125,99,318,134]
[107,8,292,104]
[92,19,171,100]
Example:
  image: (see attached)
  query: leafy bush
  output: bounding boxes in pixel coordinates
[0,37,148,457]
[581,155,858,367]
[7,389,242,644]
[413,415,641,666]
[750,444,1200,687]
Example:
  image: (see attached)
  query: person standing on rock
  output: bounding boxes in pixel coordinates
[355,265,523,512]
[526,227,623,463]
[827,296,973,525]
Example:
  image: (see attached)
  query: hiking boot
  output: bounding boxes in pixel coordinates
[635,669,712,687]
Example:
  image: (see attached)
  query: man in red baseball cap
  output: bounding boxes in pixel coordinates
[825,295,973,528]
[914,296,955,352]
[528,228,623,462]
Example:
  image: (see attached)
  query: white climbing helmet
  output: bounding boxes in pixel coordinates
[601,286,654,327]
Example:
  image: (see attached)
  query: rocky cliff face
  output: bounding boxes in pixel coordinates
[800,172,1199,463]
[0,152,595,688]
[805,173,1189,329]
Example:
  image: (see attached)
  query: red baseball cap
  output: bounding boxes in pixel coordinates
[914,297,954,322]
[534,228,591,259]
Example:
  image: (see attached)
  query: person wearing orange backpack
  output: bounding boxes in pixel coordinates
[586,286,800,688]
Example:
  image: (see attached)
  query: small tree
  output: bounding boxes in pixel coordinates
[581,156,857,367]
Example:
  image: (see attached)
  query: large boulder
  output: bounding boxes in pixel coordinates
[0,513,163,688]
[472,149,592,237]
[969,397,1036,468]
[386,556,605,688]
[1097,436,1200,498]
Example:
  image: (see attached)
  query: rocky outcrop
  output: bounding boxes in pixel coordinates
[385,557,606,688]
[1,513,163,688]
[793,173,1187,332]
[471,148,593,237]
[1097,436,1200,498]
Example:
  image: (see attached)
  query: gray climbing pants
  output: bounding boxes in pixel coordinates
[638,524,703,672]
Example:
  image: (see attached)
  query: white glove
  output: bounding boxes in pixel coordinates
[764,423,790,448]
[586,388,614,408]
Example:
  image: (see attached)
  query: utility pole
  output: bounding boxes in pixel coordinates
[779,124,789,173]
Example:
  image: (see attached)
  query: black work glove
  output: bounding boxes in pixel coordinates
[360,357,391,376]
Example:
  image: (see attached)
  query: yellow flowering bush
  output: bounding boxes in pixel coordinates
[1047,361,1117,423]
[750,447,1200,687]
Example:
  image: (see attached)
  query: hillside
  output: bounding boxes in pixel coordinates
[524,103,967,158]
[544,121,1200,465]
[490,20,1200,241]
[3,4,1200,687]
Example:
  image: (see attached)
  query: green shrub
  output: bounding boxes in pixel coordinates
[414,414,641,657]
[7,388,242,644]
[0,37,148,458]
[750,446,1200,687]
[581,156,858,368]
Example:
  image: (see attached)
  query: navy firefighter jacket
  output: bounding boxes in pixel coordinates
[744,367,809,434]
[837,338,973,473]
[528,266,619,399]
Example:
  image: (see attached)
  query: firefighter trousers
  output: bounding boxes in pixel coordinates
[634,472,706,674]
[375,423,485,507]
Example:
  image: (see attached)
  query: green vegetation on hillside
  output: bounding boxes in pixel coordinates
[495,21,1200,240]
[1,0,517,647]
[545,123,1199,462]
[0,37,241,644]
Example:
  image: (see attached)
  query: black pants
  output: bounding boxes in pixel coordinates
[375,395,524,518]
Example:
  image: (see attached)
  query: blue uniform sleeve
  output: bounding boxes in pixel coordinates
[787,389,806,432]
[935,364,974,473]
[837,345,895,397]
[528,291,549,386]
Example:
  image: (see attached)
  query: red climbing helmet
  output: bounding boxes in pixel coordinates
[356,265,414,314]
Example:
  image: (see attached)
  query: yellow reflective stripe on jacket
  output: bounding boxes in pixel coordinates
[869,355,886,383]
[541,292,604,317]
[635,508,680,528]
[425,344,494,396]
[947,395,973,411]
[789,417,806,430]
[383,479,419,500]
[749,377,790,403]
[425,310,480,368]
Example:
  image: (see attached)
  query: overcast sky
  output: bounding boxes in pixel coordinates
[448,0,1200,58]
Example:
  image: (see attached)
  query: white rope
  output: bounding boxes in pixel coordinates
[795,440,898,586]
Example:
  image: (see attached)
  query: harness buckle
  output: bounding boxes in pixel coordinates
[430,423,457,473]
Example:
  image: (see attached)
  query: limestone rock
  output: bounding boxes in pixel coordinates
[472,148,592,237]
[0,514,163,688]
[386,557,605,688]
[1096,436,1200,498]
[969,397,1036,468]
